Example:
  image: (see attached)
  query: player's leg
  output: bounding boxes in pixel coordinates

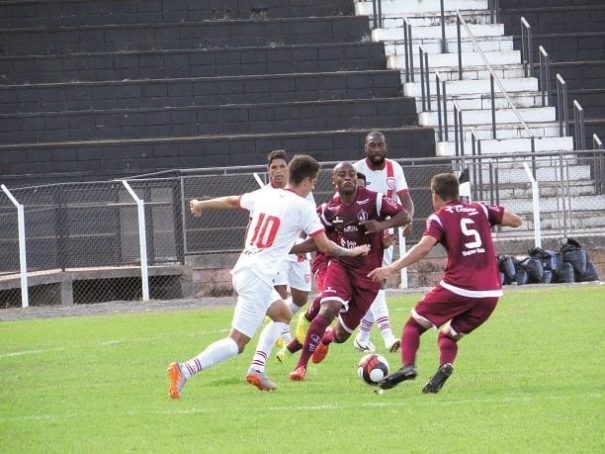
[423,297,498,393]
[354,308,376,352]
[247,295,292,391]
[168,270,268,399]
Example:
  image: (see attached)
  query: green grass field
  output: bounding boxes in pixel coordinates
[1,285,604,453]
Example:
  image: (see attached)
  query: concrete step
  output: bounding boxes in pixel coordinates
[436,122,561,142]
[495,181,597,199]
[471,162,590,185]
[437,136,575,157]
[421,76,539,96]
[373,23,504,41]
[401,65,526,85]
[420,106,556,126]
[388,50,521,69]
[380,12,494,28]
[507,194,605,215]
[356,0,489,16]
[385,36,514,55]
[416,91,546,112]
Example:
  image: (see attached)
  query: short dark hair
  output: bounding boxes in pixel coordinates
[288,155,320,185]
[431,173,459,201]
[267,149,287,166]
[356,172,366,184]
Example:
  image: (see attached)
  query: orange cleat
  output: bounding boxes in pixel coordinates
[167,362,186,400]
[311,343,329,364]
[288,366,307,381]
[245,369,277,391]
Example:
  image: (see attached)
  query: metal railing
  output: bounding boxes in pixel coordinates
[573,100,586,151]
[594,134,604,194]
[520,17,533,78]
[402,17,414,83]
[435,71,448,142]
[419,45,431,111]
[538,46,550,107]
[556,74,569,136]
[371,0,383,29]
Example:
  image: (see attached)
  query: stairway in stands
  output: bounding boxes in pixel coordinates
[498,0,605,148]
[355,0,605,234]
[0,0,435,186]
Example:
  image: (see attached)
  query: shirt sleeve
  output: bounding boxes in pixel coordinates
[393,161,409,192]
[239,189,262,213]
[303,201,325,237]
[423,213,444,242]
[485,204,505,226]
[377,192,404,217]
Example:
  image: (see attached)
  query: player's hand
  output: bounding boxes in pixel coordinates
[360,219,383,234]
[402,223,413,237]
[350,244,371,256]
[368,267,391,282]
[190,199,203,217]
[382,232,397,248]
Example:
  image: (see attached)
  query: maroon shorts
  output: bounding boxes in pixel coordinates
[415,286,499,335]
[320,260,380,332]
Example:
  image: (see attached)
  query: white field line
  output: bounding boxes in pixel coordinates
[0,328,229,360]
[3,393,601,422]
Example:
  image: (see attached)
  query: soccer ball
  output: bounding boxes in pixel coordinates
[357,353,389,385]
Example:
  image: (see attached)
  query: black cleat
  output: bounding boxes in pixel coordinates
[422,363,454,394]
[378,365,417,390]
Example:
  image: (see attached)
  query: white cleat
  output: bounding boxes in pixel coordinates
[353,335,376,353]
[385,339,401,353]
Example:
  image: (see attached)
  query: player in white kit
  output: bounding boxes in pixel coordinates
[353,130,415,353]
[167,155,369,398]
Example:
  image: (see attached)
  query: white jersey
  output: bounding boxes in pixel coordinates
[354,158,408,202]
[233,188,324,285]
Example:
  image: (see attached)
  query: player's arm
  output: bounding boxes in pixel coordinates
[397,189,414,236]
[501,210,523,228]
[361,209,410,234]
[368,234,437,282]
[313,232,370,257]
[190,196,240,217]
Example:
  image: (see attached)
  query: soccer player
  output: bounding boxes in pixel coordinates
[288,161,411,381]
[368,173,522,393]
[353,130,415,353]
[167,155,370,399]
[247,150,315,381]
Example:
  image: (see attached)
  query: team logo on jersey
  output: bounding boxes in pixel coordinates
[357,210,369,221]
[333,216,344,224]
[387,177,396,190]
[344,224,359,233]
[356,198,369,205]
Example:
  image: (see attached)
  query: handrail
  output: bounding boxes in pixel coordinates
[538,46,550,107]
[573,100,586,150]
[402,17,414,83]
[594,134,603,150]
[520,17,533,78]
[370,0,383,29]
[556,74,569,136]
[488,0,499,24]
[453,100,465,158]
[455,11,535,143]
[435,71,448,142]
[593,134,604,194]
[419,45,431,111]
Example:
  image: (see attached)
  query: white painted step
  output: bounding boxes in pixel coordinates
[437,122,561,142]
[496,181,596,199]
[421,106,556,127]
[424,77,539,96]
[372,23,504,41]
[388,50,521,69]
[385,36,514,55]
[472,164,590,185]
[355,0,489,16]
[436,136,574,157]
[402,65,527,82]
[507,194,605,213]
[380,12,493,28]
[416,92,546,112]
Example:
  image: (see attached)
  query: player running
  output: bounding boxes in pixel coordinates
[369,173,522,393]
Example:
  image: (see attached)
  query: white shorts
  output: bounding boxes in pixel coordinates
[231,269,281,338]
[382,245,393,267]
[274,255,312,292]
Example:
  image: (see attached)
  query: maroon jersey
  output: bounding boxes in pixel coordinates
[424,201,505,297]
[319,186,403,272]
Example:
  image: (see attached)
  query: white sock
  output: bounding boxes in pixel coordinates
[250,321,288,373]
[357,310,374,342]
[182,337,238,379]
[372,290,396,343]
[281,298,300,343]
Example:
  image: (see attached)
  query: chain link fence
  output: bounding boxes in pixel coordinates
[1,150,604,307]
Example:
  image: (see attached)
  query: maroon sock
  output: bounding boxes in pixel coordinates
[401,318,428,366]
[286,338,303,353]
[295,314,330,369]
[437,331,458,365]
[305,295,321,322]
